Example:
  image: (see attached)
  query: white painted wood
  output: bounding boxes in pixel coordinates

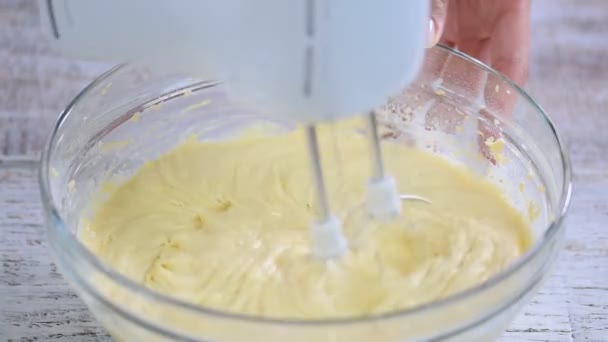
[0,167,111,341]
[1,0,607,341]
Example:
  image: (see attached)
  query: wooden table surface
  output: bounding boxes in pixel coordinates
[1,0,607,341]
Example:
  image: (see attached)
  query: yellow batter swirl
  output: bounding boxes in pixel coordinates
[80,124,531,319]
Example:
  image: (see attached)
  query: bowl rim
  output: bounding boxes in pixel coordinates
[39,45,573,330]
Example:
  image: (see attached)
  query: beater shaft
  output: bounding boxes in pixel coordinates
[305,125,330,222]
[365,111,402,220]
[367,112,385,181]
[305,125,347,259]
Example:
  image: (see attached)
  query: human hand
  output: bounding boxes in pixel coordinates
[428,0,531,85]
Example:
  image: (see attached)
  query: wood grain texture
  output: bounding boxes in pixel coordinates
[0,168,111,341]
[1,0,608,341]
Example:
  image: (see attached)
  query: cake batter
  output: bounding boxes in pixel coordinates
[80,123,531,319]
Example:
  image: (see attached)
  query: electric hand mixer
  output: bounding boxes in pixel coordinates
[40,0,429,260]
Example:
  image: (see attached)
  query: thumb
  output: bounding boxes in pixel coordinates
[428,0,449,48]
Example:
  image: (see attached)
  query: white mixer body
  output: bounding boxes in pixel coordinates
[40,0,428,123]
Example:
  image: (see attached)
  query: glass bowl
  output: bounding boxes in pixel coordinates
[40,45,571,341]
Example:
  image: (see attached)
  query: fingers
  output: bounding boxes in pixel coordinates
[485,0,531,116]
[428,0,450,47]
[489,0,531,85]
[440,39,489,101]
